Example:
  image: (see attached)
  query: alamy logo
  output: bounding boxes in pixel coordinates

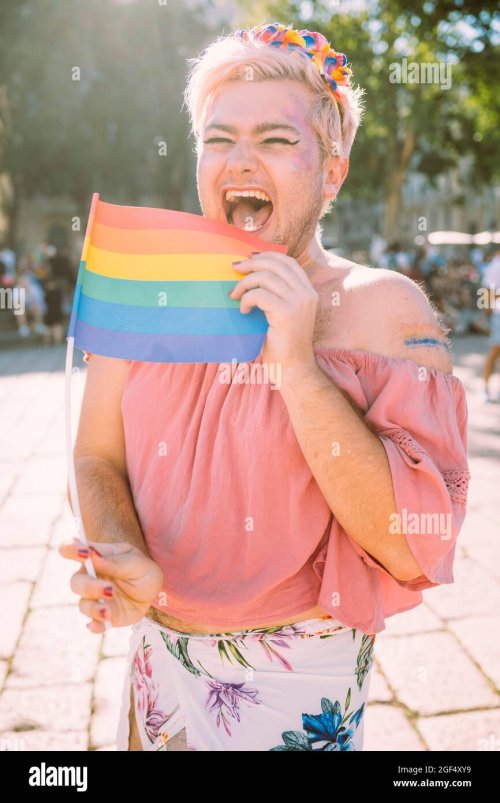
[388,58,452,90]
[0,286,25,315]
[28,763,88,792]
[218,359,282,389]
[389,508,453,541]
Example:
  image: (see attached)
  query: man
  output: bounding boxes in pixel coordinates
[0,242,16,280]
[482,250,500,402]
[60,23,469,751]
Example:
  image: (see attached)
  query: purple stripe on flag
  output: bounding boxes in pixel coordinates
[73,320,265,363]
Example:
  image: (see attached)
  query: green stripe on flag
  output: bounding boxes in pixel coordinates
[79,268,240,308]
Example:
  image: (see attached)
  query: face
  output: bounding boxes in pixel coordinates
[196,79,344,259]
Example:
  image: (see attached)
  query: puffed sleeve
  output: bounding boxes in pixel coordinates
[315,349,471,593]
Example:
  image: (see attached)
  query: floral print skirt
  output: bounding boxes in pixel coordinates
[116,613,376,752]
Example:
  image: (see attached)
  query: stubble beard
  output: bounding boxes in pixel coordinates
[279,192,324,259]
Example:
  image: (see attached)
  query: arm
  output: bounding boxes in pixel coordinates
[278,272,453,583]
[68,354,146,554]
[61,355,163,632]
[229,253,460,584]
[279,361,424,582]
[68,456,146,554]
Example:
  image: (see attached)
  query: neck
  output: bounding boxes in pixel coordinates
[293,230,332,274]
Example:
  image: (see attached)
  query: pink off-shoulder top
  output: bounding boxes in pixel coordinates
[83,346,471,634]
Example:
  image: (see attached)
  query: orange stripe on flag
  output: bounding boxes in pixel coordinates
[92,198,286,253]
[91,222,256,256]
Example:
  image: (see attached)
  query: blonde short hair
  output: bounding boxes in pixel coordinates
[183,24,365,166]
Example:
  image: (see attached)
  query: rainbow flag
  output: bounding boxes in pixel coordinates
[67,193,287,363]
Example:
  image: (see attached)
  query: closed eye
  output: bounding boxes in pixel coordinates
[262,138,300,145]
[203,137,299,145]
[203,137,232,144]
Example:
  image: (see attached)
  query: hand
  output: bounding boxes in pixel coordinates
[59,539,164,633]
[229,252,319,368]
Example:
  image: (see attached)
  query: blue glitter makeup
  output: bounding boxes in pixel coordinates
[404,337,450,349]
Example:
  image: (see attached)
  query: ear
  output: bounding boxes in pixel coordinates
[323,155,349,201]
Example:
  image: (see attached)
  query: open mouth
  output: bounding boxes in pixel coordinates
[223,193,274,232]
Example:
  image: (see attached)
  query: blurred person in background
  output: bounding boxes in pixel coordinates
[455,262,489,336]
[15,255,46,338]
[40,261,64,345]
[0,260,11,289]
[425,265,457,333]
[481,249,500,402]
[470,244,485,273]
[424,258,487,337]
[369,229,386,268]
[0,241,16,281]
[382,241,412,276]
[48,247,76,321]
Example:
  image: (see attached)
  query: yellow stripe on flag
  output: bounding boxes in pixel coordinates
[85,244,247,281]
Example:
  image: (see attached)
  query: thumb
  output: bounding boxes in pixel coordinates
[60,539,147,580]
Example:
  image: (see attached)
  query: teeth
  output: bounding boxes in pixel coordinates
[225,189,271,203]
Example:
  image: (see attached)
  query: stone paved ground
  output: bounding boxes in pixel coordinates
[0,335,498,751]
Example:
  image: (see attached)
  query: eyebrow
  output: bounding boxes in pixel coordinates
[204,122,302,136]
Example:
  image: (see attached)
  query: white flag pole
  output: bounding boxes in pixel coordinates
[65,335,112,631]
[65,192,111,630]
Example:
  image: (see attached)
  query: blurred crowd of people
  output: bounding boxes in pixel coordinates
[418,252,490,338]
[365,238,497,338]
[0,242,76,346]
[1,236,499,364]
[362,238,500,401]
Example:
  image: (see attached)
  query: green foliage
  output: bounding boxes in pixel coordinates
[0,0,213,233]
[235,0,499,236]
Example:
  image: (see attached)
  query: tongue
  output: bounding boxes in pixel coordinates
[231,199,272,230]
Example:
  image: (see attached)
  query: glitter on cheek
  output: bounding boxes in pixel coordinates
[290,154,314,173]
[288,138,317,171]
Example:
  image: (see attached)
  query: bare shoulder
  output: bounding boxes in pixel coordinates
[330,262,453,373]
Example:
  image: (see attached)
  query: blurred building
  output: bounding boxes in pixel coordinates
[323,158,500,252]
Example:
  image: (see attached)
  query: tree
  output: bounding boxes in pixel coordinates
[235,0,500,241]
[0,0,213,246]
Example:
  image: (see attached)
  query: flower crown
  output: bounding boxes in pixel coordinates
[234,22,353,102]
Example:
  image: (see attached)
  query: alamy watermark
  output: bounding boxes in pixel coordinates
[389,508,453,541]
[218,359,282,390]
[477,284,500,311]
[29,763,87,792]
[0,286,25,315]
[389,58,452,90]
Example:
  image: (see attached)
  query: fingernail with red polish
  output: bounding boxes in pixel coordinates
[103,586,113,597]
[78,548,90,558]
[99,607,109,618]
